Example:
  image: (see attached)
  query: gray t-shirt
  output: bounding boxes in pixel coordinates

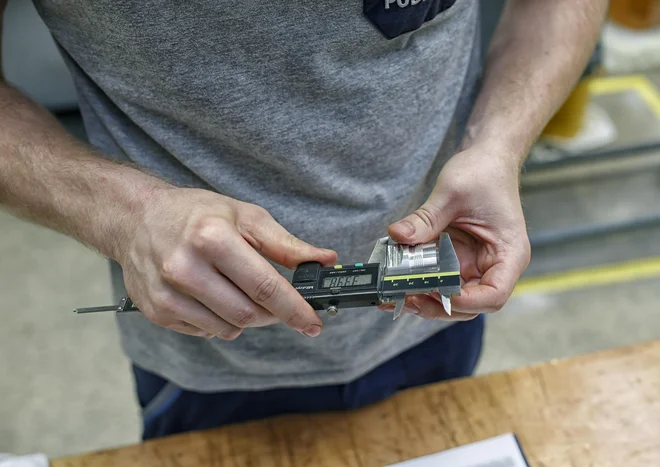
[33,0,482,391]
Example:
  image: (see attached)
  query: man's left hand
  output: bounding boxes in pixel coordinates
[384,144,531,321]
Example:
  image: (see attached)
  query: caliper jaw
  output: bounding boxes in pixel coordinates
[368,237,405,319]
[367,236,389,265]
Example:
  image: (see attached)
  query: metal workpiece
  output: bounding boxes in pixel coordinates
[386,239,440,275]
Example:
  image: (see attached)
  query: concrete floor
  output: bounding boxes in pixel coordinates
[478,277,660,374]
[0,211,139,457]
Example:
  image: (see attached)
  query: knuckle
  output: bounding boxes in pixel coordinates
[425,310,448,321]
[148,311,175,328]
[172,323,205,337]
[278,234,303,267]
[414,206,438,231]
[250,205,271,221]
[492,290,509,312]
[253,275,280,304]
[160,251,190,287]
[237,205,271,249]
[232,308,258,328]
[446,177,470,201]
[237,221,262,252]
[150,289,178,316]
[240,204,270,229]
[188,218,228,254]
[140,307,158,323]
[219,327,243,341]
[284,309,302,327]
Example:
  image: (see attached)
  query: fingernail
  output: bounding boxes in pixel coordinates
[403,304,419,315]
[396,221,415,236]
[303,324,322,337]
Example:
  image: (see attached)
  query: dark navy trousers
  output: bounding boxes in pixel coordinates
[133,315,485,440]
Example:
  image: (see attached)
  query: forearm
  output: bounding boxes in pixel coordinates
[0,82,171,260]
[462,0,608,167]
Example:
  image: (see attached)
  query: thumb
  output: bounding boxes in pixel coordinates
[389,196,455,244]
[237,209,338,269]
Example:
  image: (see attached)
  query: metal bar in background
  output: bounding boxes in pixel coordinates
[523,141,660,174]
[521,149,660,190]
[529,211,660,249]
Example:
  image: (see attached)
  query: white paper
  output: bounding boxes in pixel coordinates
[0,453,49,467]
[384,433,528,467]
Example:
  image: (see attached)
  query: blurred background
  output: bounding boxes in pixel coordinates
[2,0,660,459]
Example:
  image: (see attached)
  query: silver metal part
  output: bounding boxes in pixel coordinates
[392,299,405,321]
[326,305,338,316]
[73,296,139,314]
[386,240,440,275]
[437,233,461,297]
[441,295,452,316]
[368,237,389,265]
[73,305,121,314]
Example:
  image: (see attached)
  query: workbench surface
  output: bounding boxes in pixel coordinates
[53,340,660,466]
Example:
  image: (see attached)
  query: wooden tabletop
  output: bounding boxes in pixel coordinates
[53,340,660,467]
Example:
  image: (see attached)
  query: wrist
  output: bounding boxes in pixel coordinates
[459,112,537,172]
[92,168,173,263]
[457,132,529,178]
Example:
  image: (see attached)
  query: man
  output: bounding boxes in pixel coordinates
[1,0,606,440]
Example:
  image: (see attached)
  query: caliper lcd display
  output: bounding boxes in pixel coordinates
[321,274,373,288]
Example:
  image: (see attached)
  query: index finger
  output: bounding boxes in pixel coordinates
[452,262,517,313]
[206,233,324,337]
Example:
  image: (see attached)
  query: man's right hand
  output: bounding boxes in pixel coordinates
[117,187,338,340]
[0,2,333,340]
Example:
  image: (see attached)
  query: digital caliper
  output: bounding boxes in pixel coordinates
[73,234,461,320]
[291,233,461,319]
